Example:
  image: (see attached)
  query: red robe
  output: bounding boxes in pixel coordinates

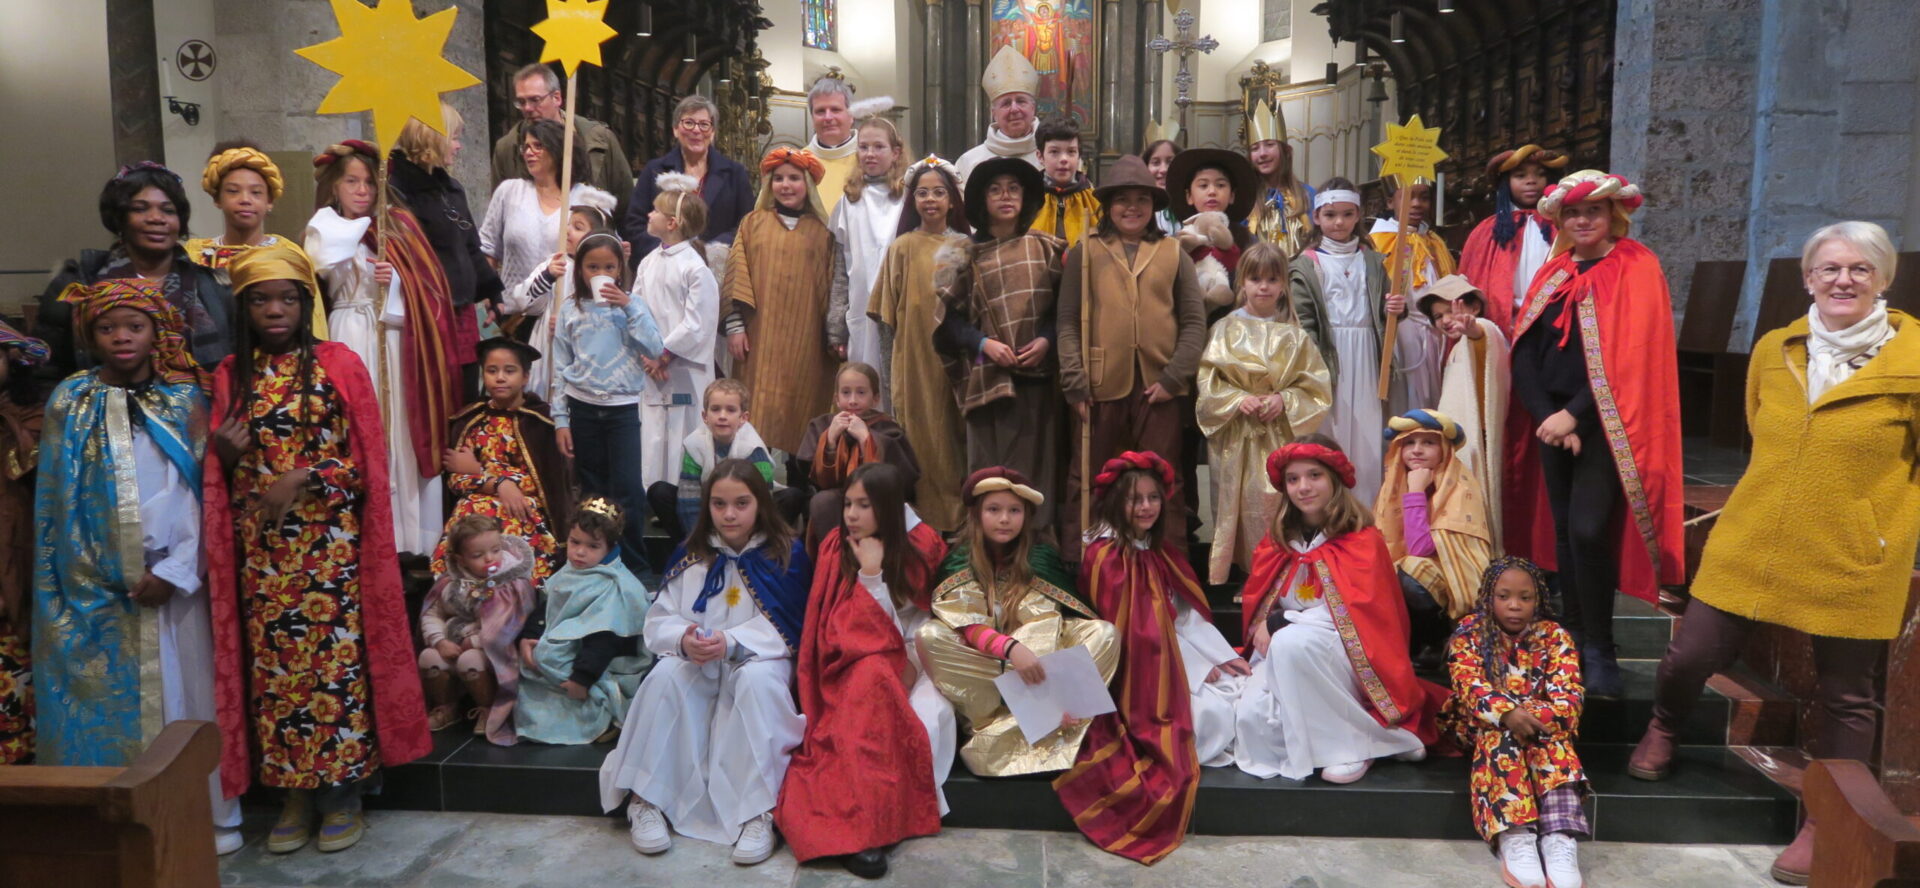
[1054,536,1210,865]
[372,208,460,477]
[1457,211,1556,335]
[1240,528,1446,745]
[776,523,948,861]
[204,341,432,799]
[1500,238,1685,601]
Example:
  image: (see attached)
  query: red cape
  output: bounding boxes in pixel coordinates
[204,341,431,799]
[1240,528,1445,744]
[775,523,947,861]
[1054,536,1211,865]
[1500,238,1685,601]
[377,208,460,477]
[1458,212,1556,336]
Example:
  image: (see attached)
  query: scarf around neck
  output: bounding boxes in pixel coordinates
[982,125,1036,159]
[1806,300,1894,402]
[1319,235,1360,255]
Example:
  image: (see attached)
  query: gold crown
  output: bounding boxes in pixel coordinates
[1246,100,1286,146]
[578,497,623,522]
[1143,118,1181,146]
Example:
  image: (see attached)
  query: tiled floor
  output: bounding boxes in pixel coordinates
[219,811,1787,888]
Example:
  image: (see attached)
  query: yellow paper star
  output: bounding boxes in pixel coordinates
[295,0,482,151]
[1370,114,1449,185]
[531,0,618,77]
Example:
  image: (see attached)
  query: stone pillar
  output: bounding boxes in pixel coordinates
[1101,0,1122,160]
[965,0,984,140]
[924,0,946,155]
[107,0,164,165]
[1141,0,1163,138]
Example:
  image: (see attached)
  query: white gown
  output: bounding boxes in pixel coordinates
[1232,533,1424,781]
[1315,241,1389,502]
[828,181,905,406]
[598,534,805,845]
[304,207,443,555]
[636,240,719,490]
[132,428,243,832]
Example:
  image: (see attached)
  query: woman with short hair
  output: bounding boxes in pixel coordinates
[621,95,754,261]
[390,102,504,389]
[1630,221,1919,886]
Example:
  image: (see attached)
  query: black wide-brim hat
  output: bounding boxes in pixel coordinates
[964,156,1047,235]
[1166,148,1261,224]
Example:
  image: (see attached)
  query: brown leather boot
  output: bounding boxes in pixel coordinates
[1627,718,1677,781]
[1768,819,1813,885]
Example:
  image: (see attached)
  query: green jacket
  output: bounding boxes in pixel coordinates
[1288,245,1389,389]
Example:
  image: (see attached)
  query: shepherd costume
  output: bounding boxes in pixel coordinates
[870,220,971,532]
[30,281,239,837]
[516,537,652,745]
[205,338,432,798]
[776,518,952,861]
[1055,453,1243,865]
[436,382,573,584]
[304,142,458,555]
[1166,148,1262,312]
[797,406,923,550]
[1457,146,1569,335]
[1502,171,1682,695]
[1032,174,1102,249]
[1375,411,1496,621]
[1234,445,1445,782]
[1195,305,1332,584]
[598,535,810,846]
[0,320,46,764]
[419,533,536,746]
[724,148,842,453]
[1420,276,1511,542]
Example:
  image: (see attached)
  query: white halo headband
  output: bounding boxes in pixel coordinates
[1313,189,1362,212]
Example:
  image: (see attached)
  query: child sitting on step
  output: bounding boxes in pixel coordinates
[648,378,801,542]
[797,361,921,553]
[1441,557,1587,888]
[1374,410,1495,666]
[419,515,537,744]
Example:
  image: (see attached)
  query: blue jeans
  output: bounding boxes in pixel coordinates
[567,398,650,575]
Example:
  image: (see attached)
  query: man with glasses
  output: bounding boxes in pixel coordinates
[491,63,635,221]
[955,46,1044,184]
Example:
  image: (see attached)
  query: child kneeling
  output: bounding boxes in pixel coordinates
[1442,557,1587,888]
[514,500,652,745]
[420,516,538,744]
[599,459,810,865]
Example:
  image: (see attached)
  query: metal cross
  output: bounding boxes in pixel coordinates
[1147,9,1218,134]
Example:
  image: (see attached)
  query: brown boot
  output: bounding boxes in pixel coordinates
[1627,719,1677,781]
[1768,819,1813,885]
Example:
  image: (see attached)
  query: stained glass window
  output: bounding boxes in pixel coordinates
[1262,0,1291,43]
[804,0,836,51]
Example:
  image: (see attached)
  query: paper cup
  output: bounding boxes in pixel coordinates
[588,274,616,304]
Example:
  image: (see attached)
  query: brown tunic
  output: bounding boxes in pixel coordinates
[725,209,838,453]
[933,232,1067,413]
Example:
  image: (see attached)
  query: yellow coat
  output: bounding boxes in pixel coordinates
[1690,310,1920,639]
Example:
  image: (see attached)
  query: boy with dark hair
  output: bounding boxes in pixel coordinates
[1031,116,1100,248]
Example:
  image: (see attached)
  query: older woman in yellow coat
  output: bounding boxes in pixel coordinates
[1628,221,1920,886]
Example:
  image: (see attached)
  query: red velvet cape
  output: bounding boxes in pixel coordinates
[204,341,432,799]
[775,523,947,861]
[371,208,459,477]
[1054,536,1212,865]
[1457,211,1556,336]
[1500,238,1685,601]
[1240,527,1445,744]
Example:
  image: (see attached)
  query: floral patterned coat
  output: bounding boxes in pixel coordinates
[1441,614,1586,841]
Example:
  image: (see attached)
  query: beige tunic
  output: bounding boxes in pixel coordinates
[724,209,838,453]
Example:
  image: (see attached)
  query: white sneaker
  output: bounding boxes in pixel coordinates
[626,798,671,854]
[732,812,777,865]
[214,827,244,856]
[1539,831,1583,888]
[1498,828,1547,888]
[1319,760,1372,784]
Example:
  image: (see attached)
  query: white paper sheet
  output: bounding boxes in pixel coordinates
[991,645,1118,745]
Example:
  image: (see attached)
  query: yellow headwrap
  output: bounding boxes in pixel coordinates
[227,240,322,302]
[201,147,285,203]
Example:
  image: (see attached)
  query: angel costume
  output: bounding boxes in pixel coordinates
[636,239,720,491]
[828,179,906,399]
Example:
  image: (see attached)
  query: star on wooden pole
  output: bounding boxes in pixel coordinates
[531,0,618,77]
[295,0,481,151]
[1369,114,1448,400]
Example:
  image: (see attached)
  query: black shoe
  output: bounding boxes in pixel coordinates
[1582,643,1624,700]
[844,848,889,879]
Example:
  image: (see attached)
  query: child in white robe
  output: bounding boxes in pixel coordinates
[635,174,720,492]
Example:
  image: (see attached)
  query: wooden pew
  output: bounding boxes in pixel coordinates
[0,721,219,888]
[1676,260,1745,441]
[1807,758,1920,888]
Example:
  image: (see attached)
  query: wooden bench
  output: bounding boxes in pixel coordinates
[1807,758,1920,887]
[0,721,219,887]
[1676,260,1746,443]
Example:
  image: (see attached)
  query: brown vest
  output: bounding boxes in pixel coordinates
[1085,237,1181,402]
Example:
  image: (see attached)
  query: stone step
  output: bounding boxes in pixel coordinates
[368,735,1794,844]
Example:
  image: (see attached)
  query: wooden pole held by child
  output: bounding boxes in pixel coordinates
[554,72,580,254]
[1378,177,1415,401]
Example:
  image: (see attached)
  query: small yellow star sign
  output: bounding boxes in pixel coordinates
[531,0,618,77]
[1370,114,1448,185]
[296,0,481,151]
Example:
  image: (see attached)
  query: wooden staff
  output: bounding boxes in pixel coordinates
[1079,238,1093,538]
[1377,177,1415,401]
[554,72,580,253]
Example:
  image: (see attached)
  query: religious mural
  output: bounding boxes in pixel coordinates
[989,0,1095,126]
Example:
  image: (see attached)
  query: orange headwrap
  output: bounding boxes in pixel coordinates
[760,146,826,183]
[57,278,208,389]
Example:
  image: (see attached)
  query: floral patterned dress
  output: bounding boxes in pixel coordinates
[432,410,559,582]
[1441,614,1587,842]
[233,350,378,789]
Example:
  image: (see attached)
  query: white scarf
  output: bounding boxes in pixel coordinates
[1319,235,1360,255]
[1806,300,1893,403]
[981,125,1036,159]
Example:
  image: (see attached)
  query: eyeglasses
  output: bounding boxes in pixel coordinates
[678,118,714,132]
[513,92,558,109]
[1812,264,1875,284]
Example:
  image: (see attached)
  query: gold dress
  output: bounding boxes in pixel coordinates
[1195,310,1332,584]
[915,544,1119,777]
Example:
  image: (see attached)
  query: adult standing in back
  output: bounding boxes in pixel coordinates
[492,63,634,222]
[621,95,753,262]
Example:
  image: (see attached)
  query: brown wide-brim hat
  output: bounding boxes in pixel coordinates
[1092,155,1169,212]
[1166,148,1260,223]
[1416,273,1486,317]
[964,157,1047,235]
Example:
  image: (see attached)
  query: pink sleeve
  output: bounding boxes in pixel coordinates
[1402,491,1437,557]
[960,623,1019,660]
